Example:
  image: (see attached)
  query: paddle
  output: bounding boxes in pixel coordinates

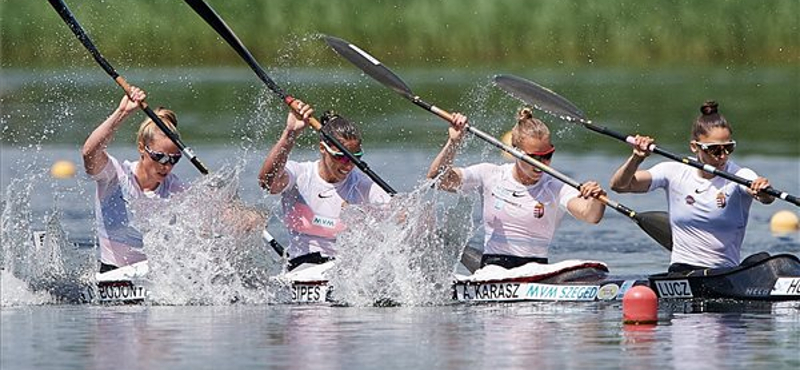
[46,0,208,175]
[323,35,674,269]
[182,0,396,196]
[493,74,800,207]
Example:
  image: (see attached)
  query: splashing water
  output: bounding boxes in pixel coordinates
[138,165,279,305]
[1,176,95,306]
[328,181,475,307]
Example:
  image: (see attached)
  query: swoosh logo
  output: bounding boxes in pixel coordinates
[318,192,335,199]
[694,188,706,194]
[511,191,527,197]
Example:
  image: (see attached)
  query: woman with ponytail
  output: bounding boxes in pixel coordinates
[258,102,391,270]
[82,87,186,272]
[610,101,774,272]
[427,108,606,270]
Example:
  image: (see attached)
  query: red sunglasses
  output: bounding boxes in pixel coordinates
[518,145,556,162]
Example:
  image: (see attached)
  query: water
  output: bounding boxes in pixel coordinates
[2,68,800,369]
[3,302,800,369]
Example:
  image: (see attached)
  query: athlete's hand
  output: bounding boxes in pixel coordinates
[631,135,654,158]
[119,86,145,115]
[287,100,314,133]
[448,112,469,142]
[747,176,770,196]
[579,181,606,199]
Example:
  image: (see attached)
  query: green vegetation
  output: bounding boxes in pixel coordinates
[2,0,798,68]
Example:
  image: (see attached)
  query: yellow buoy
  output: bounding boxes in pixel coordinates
[50,160,77,179]
[501,130,514,161]
[770,210,799,234]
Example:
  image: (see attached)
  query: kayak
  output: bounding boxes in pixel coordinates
[79,260,334,304]
[452,260,646,303]
[81,261,149,304]
[647,253,800,300]
[79,252,800,305]
[453,253,800,303]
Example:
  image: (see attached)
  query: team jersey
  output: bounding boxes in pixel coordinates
[460,163,579,259]
[279,160,391,258]
[91,155,185,267]
[647,160,757,268]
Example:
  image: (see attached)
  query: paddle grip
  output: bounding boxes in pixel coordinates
[429,105,455,123]
[285,96,323,131]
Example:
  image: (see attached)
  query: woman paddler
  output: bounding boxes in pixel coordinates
[610,101,775,272]
[427,108,607,270]
[83,87,186,272]
[258,101,391,271]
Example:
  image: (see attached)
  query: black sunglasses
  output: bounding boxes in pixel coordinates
[693,140,736,157]
[145,146,182,165]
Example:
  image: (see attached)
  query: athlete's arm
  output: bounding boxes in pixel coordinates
[567,181,606,224]
[427,113,468,192]
[610,135,654,193]
[258,101,313,194]
[82,87,145,175]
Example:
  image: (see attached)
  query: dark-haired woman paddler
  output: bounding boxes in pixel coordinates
[258,102,391,270]
[610,101,775,273]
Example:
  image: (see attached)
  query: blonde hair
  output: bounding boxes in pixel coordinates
[136,108,179,148]
[511,107,550,147]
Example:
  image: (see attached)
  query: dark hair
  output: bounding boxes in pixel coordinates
[691,101,732,140]
[319,110,362,144]
[511,107,550,147]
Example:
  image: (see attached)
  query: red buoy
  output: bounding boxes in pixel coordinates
[622,285,658,325]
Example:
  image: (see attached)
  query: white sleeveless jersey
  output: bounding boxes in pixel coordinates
[647,160,757,268]
[279,160,391,258]
[92,155,185,267]
[460,163,579,259]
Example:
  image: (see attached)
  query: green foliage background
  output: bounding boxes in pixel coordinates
[2,0,798,68]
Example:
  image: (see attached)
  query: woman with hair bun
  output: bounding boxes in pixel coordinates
[610,101,774,272]
[258,102,390,270]
[427,108,607,269]
[82,87,186,272]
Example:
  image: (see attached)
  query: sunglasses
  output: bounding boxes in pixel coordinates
[693,140,736,157]
[321,140,363,164]
[518,145,556,162]
[144,146,182,165]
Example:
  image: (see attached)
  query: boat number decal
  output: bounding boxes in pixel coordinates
[771,278,800,296]
[292,284,328,302]
[654,280,693,298]
[94,283,146,301]
[460,283,521,301]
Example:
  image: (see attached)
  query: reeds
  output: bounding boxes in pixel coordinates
[3,0,797,68]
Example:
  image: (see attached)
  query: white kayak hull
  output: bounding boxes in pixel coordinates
[80,255,800,304]
[80,260,335,304]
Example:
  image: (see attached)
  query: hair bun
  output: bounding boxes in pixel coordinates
[320,110,339,126]
[517,107,534,121]
[700,101,718,116]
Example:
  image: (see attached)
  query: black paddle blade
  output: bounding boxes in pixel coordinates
[634,211,673,251]
[460,246,483,273]
[324,35,415,98]
[493,74,588,122]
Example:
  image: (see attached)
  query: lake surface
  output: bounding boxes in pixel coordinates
[2,68,799,369]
